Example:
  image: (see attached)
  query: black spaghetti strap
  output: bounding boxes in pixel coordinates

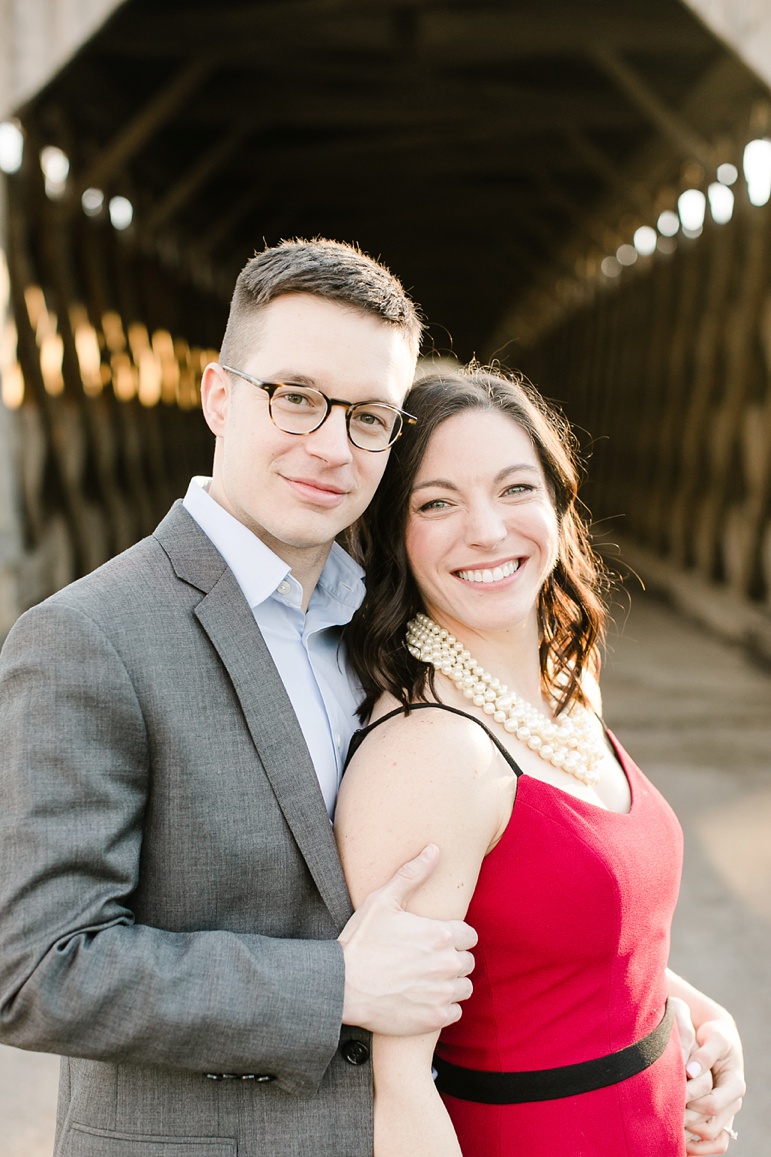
[345,702,524,777]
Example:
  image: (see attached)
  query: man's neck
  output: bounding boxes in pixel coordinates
[205,477,332,612]
[258,536,332,612]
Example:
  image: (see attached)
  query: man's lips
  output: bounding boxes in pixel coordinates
[454,558,522,584]
[283,475,350,506]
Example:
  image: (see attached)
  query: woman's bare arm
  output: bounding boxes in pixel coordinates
[336,707,513,1157]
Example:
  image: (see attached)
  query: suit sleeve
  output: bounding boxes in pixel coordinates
[0,601,345,1093]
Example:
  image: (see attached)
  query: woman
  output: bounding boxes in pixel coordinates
[335,367,744,1156]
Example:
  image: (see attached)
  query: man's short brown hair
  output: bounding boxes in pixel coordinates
[219,238,423,367]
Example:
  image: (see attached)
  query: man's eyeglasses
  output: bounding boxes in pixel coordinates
[220,365,417,452]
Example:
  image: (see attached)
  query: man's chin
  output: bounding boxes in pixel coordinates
[261,519,348,556]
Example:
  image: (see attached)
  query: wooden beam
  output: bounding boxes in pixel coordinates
[421,8,714,59]
[178,115,642,208]
[194,183,270,256]
[194,82,645,133]
[77,58,214,193]
[144,116,257,233]
[101,5,714,59]
[591,45,715,171]
[565,130,660,221]
[504,51,763,345]
[528,167,609,252]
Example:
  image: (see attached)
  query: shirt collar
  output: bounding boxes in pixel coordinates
[182,477,364,624]
[312,537,366,626]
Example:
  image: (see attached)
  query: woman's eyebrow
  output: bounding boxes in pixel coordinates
[411,478,459,493]
[412,464,540,493]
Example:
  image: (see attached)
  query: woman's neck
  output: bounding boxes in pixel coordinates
[422,613,547,713]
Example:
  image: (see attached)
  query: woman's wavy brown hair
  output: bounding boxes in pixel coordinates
[344,365,611,721]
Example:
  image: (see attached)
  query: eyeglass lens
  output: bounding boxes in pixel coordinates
[270,386,400,450]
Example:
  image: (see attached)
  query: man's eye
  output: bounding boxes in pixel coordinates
[281,391,315,407]
[352,408,390,430]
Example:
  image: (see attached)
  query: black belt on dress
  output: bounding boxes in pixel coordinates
[433,1000,674,1104]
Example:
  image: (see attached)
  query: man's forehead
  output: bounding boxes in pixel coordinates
[239,294,416,385]
[244,292,412,344]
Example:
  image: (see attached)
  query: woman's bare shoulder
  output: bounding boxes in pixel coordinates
[337,693,510,909]
[353,693,496,772]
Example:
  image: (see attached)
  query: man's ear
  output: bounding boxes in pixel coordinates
[200,363,229,437]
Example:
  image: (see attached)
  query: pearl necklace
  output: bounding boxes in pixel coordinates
[405,613,603,787]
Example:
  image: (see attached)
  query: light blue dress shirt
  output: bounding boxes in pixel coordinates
[183,477,365,817]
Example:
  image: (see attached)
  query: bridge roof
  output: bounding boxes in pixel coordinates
[14,0,771,357]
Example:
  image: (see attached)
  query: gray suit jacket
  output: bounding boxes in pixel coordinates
[0,503,373,1156]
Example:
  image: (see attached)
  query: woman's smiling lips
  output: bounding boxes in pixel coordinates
[454,558,523,585]
[284,475,350,507]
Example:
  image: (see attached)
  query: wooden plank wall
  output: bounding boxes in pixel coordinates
[0,155,223,634]
[3,128,770,635]
[520,185,771,614]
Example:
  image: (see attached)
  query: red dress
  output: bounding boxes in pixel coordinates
[435,729,686,1157]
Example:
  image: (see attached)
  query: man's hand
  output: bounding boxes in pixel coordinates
[670,995,696,1065]
[339,844,477,1035]
[683,1018,745,1155]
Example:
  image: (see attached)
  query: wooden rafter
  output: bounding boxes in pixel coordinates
[76,58,214,194]
[101,6,713,59]
[194,183,270,256]
[591,44,715,171]
[566,130,660,221]
[144,116,257,233]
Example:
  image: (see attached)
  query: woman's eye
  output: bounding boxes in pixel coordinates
[418,498,450,512]
[503,483,534,496]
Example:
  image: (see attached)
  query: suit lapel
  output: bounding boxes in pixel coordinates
[155,503,353,930]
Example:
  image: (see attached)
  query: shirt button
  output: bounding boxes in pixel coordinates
[341,1039,370,1066]
[277,580,290,595]
[336,734,342,749]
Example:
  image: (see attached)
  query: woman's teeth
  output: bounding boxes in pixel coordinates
[456,560,520,584]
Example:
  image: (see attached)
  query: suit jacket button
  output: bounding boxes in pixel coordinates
[341,1039,370,1065]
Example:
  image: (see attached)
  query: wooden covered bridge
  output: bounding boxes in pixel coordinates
[1,0,771,658]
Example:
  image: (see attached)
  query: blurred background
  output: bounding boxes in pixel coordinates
[0,0,770,1153]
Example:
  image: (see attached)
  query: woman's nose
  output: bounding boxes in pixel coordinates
[466,504,507,548]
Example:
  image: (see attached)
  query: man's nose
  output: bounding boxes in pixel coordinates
[306,404,354,464]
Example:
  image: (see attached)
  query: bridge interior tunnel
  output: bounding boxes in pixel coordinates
[1,0,771,647]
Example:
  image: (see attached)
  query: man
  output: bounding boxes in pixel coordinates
[0,239,476,1156]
